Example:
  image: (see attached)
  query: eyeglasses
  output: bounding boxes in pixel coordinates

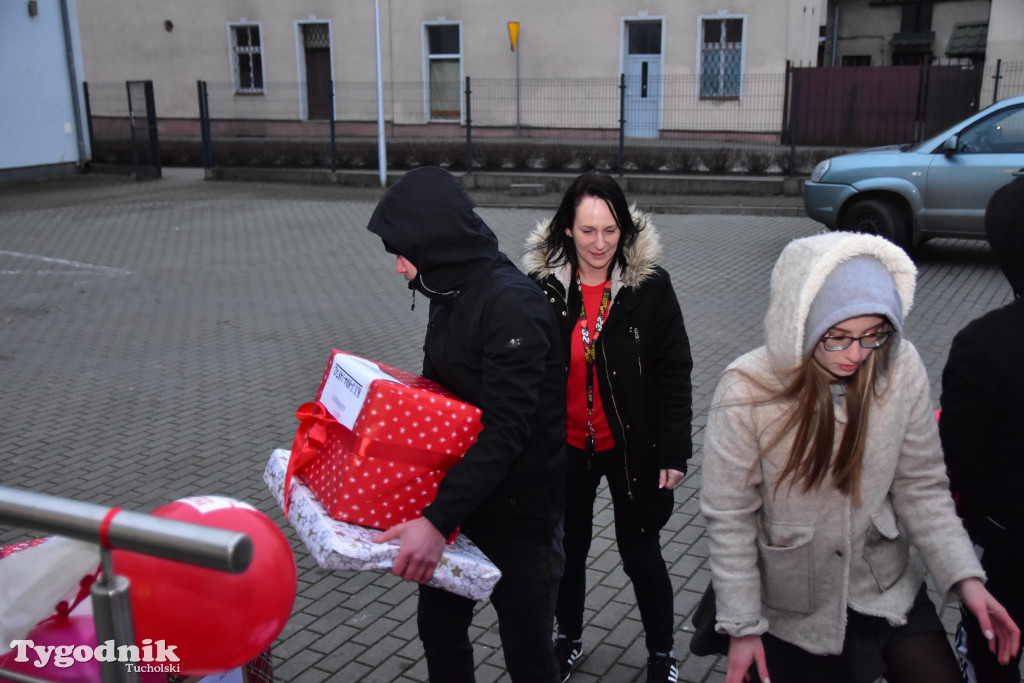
[819,330,893,352]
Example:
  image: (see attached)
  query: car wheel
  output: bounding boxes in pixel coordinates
[840,198,908,247]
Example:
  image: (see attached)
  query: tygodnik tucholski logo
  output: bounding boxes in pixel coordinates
[8,638,181,673]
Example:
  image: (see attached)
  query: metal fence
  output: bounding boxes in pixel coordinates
[84,61,1024,177]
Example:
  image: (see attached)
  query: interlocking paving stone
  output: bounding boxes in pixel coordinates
[1,168,1015,681]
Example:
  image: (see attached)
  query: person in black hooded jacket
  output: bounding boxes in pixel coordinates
[940,176,1024,682]
[368,167,567,683]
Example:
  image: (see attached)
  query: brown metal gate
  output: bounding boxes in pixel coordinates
[787,64,982,147]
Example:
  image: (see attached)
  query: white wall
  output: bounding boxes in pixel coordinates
[0,0,89,171]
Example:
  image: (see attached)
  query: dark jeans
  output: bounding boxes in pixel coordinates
[960,543,1024,682]
[556,444,675,653]
[417,523,565,683]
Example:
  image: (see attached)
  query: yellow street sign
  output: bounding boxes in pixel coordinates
[508,21,520,52]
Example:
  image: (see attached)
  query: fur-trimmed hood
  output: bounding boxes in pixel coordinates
[521,206,662,297]
[764,232,917,373]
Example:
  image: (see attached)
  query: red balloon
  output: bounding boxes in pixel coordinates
[0,613,163,682]
[112,496,296,674]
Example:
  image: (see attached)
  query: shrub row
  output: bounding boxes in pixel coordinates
[90,137,846,176]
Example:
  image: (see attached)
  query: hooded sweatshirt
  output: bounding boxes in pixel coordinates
[701,232,983,655]
[941,175,1024,540]
[367,167,567,539]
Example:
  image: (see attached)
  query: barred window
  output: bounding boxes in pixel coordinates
[700,17,744,99]
[231,24,264,94]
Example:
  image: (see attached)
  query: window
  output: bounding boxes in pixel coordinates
[425,23,460,119]
[700,16,744,99]
[230,24,264,93]
[841,55,872,67]
[958,106,1024,154]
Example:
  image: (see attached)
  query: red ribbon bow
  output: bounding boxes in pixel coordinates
[283,401,331,516]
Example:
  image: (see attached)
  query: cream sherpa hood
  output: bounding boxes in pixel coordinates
[764,232,917,373]
[521,206,661,296]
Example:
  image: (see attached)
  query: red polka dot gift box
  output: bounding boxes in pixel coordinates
[282,350,483,537]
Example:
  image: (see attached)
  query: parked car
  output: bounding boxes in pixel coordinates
[804,94,1024,248]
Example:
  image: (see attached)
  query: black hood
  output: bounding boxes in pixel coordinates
[985,176,1024,297]
[366,167,502,296]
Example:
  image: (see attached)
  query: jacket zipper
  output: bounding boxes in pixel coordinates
[632,326,642,376]
[600,334,636,502]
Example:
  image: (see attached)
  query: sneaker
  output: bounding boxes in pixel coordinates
[646,652,678,683]
[554,635,583,682]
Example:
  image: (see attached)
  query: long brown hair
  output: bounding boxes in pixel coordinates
[740,338,893,503]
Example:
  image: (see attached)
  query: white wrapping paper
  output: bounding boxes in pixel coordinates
[264,448,501,601]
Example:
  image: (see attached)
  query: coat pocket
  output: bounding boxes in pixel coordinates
[863,505,909,591]
[756,521,815,614]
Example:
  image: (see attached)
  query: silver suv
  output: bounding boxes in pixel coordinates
[804,94,1024,248]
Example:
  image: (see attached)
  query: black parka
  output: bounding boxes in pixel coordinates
[522,215,693,523]
[367,167,567,539]
[940,176,1024,541]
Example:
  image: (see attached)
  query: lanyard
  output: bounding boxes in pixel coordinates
[576,271,611,457]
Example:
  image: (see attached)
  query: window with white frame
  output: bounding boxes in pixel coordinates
[425,23,461,119]
[230,24,264,93]
[699,16,744,99]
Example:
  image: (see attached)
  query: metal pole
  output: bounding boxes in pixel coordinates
[465,76,472,173]
[330,79,337,173]
[374,0,387,187]
[91,548,140,683]
[144,80,161,178]
[198,80,213,168]
[515,41,521,137]
[618,74,626,177]
[993,59,1002,105]
[0,486,252,573]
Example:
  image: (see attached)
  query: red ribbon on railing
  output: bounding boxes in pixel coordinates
[283,402,331,516]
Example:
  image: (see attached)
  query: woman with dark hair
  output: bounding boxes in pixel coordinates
[699,232,1019,683]
[523,172,693,683]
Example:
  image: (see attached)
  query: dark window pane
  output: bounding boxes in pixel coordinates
[703,19,722,45]
[628,22,661,54]
[249,26,261,48]
[428,25,460,54]
[252,54,263,88]
[725,18,743,44]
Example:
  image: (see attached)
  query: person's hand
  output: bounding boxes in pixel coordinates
[659,468,685,490]
[957,577,1021,666]
[726,634,769,683]
[372,516,447,583]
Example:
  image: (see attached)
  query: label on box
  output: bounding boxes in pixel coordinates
[321,354,399,429]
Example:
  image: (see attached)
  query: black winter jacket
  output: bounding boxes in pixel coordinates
[522,214,693,510]
[940,176,1024,544]
[367,167,567,539]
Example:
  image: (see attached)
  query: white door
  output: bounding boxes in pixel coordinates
[624,21,662,138]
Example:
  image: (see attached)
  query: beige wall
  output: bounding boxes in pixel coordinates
[77,0,822,125]
[987,0,1024,67]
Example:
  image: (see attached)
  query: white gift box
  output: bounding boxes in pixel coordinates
[264,448,501,601]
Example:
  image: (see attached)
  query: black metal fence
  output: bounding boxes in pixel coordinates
[84,61,1024,178]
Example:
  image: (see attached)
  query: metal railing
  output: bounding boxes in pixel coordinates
[0,486,252,683]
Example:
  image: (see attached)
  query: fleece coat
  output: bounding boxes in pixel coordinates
[701,232,983,655]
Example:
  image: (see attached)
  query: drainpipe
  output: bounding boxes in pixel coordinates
[59,0,88,166]
[832,0,839,66]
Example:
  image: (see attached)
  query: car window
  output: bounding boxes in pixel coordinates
[958,105,1024,154]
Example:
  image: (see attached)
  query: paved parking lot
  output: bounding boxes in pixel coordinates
[0,168,1012,682]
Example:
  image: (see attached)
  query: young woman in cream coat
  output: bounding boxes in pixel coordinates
[700,232,1018,683]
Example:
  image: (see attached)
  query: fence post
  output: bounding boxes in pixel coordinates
[465,76,473,174]
[143,80,161,178]
[329,79,337,173]
[83,81,96,164]
[993,59,1002,105]
[197,80,212,168]
[618,74,626,177]
[788,68,800,177]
